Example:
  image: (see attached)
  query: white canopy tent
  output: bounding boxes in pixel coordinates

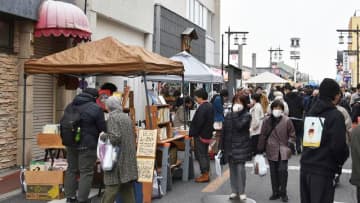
[147,51,223,83]
[245,71,288,84]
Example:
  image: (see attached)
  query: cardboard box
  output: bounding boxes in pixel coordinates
[25,171,64,200]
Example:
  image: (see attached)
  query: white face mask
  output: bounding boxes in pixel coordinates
[272,109,283,118]
[232,103,244,112]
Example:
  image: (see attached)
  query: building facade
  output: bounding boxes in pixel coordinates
[349,15,360,86]
[154,0,221,68]
[0,0,94,170]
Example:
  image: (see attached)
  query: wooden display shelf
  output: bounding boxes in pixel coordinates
[37,134,64,149]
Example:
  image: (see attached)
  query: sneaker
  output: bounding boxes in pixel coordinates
[229,193,238,200]
[269,194,280,200]
[239,194,247,200]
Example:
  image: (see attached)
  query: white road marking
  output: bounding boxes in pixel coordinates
[244,163,352,174]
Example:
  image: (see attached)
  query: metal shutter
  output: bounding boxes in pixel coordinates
[31,37,66,160]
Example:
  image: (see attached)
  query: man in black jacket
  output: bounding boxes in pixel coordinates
[64,88,106,203]
[190,88,214,183]
[284,85,304,154]
[300,78,349,203]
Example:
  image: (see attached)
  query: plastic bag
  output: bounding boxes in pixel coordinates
[214,150,223,177]
[152,170,163,199]
[253,154,267,176]
[97,132,119,171]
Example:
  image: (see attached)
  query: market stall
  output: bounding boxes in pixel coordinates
[147,51,223,83]
[244,71,288,84]
[23,37,185,202]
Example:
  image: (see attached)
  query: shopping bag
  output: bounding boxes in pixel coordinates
[97,133,119,171]
[214,150,223,177]
[152,170,163,199]
[253,154,267,176]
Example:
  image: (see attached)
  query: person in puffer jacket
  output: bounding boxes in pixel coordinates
[220,94,252,201]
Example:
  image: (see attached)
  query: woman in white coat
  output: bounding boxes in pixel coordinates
[249,93,264,155]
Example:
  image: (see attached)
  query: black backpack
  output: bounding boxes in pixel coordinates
[60,102,87,147]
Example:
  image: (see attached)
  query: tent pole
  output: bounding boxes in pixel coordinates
[182,75,186,130]
[21,73,27,192]
[143,73,153,128]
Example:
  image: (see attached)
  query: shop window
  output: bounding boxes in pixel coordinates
[0,19,14,52]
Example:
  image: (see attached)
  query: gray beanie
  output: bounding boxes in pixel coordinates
[105,96,122,112]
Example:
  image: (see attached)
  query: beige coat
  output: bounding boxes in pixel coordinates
[250,103,264,136]
[258,115,296,161]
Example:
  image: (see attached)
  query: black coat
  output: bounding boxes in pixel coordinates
[189,102,214,139]
[301,99,349,177]
[284,92,304,119]
[220,110,252,163]
[71,92,106,149]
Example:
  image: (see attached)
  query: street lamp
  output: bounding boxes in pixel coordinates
[337,25,360,85]
[290,37,301,83]
[225,27,249,88]
[268,47,284,65]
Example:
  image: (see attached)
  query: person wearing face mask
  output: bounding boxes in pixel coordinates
[220,94,252,200]
[257,100,296,202]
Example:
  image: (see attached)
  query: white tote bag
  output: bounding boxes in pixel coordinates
[253,154,267,176]
[214,150,223,177]
[97,133,119,171]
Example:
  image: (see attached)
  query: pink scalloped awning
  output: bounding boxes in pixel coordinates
[34,0,91,40]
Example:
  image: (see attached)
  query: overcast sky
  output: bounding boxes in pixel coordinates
[221,0,360,82]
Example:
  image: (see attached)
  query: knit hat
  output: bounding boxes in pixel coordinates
[319,78,340,100]
[83,88,99,98]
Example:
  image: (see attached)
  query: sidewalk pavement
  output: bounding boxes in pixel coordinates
[0,169,22,200]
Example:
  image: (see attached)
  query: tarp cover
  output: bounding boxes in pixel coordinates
[245,71,288,84]
[147,51,223,83]
[24,37,184,76]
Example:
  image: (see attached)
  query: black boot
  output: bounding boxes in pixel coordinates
[269,193,280,200]
[281,194,289,202]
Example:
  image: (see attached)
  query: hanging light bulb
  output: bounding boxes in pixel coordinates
[234,35,239,45]
[348,34,353,45]
[242,34,247,45]
[339,33,344,44]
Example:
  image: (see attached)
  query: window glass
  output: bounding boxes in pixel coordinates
[194,0,199,25]
[199,5,203,27]
[189,0,194,21]
[202,7,208,29]
[207,12,213,36]
[0,20,10,48]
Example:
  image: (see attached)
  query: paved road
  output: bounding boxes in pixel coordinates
[1,154,356,203]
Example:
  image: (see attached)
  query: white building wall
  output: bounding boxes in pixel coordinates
[84,0,155,122]
[155,0,187,18]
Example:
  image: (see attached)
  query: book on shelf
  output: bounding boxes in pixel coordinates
[159,127,168,140]
[157,108,170,124]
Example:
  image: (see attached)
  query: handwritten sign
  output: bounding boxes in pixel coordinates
[137,158,155,183]
[137,129,157,157]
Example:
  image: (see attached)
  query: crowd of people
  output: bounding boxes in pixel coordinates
[187,78,360,203]
[60,78,360,203]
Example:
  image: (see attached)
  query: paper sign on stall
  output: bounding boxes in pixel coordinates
[136,129,157,157]
[137,158,155,183]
